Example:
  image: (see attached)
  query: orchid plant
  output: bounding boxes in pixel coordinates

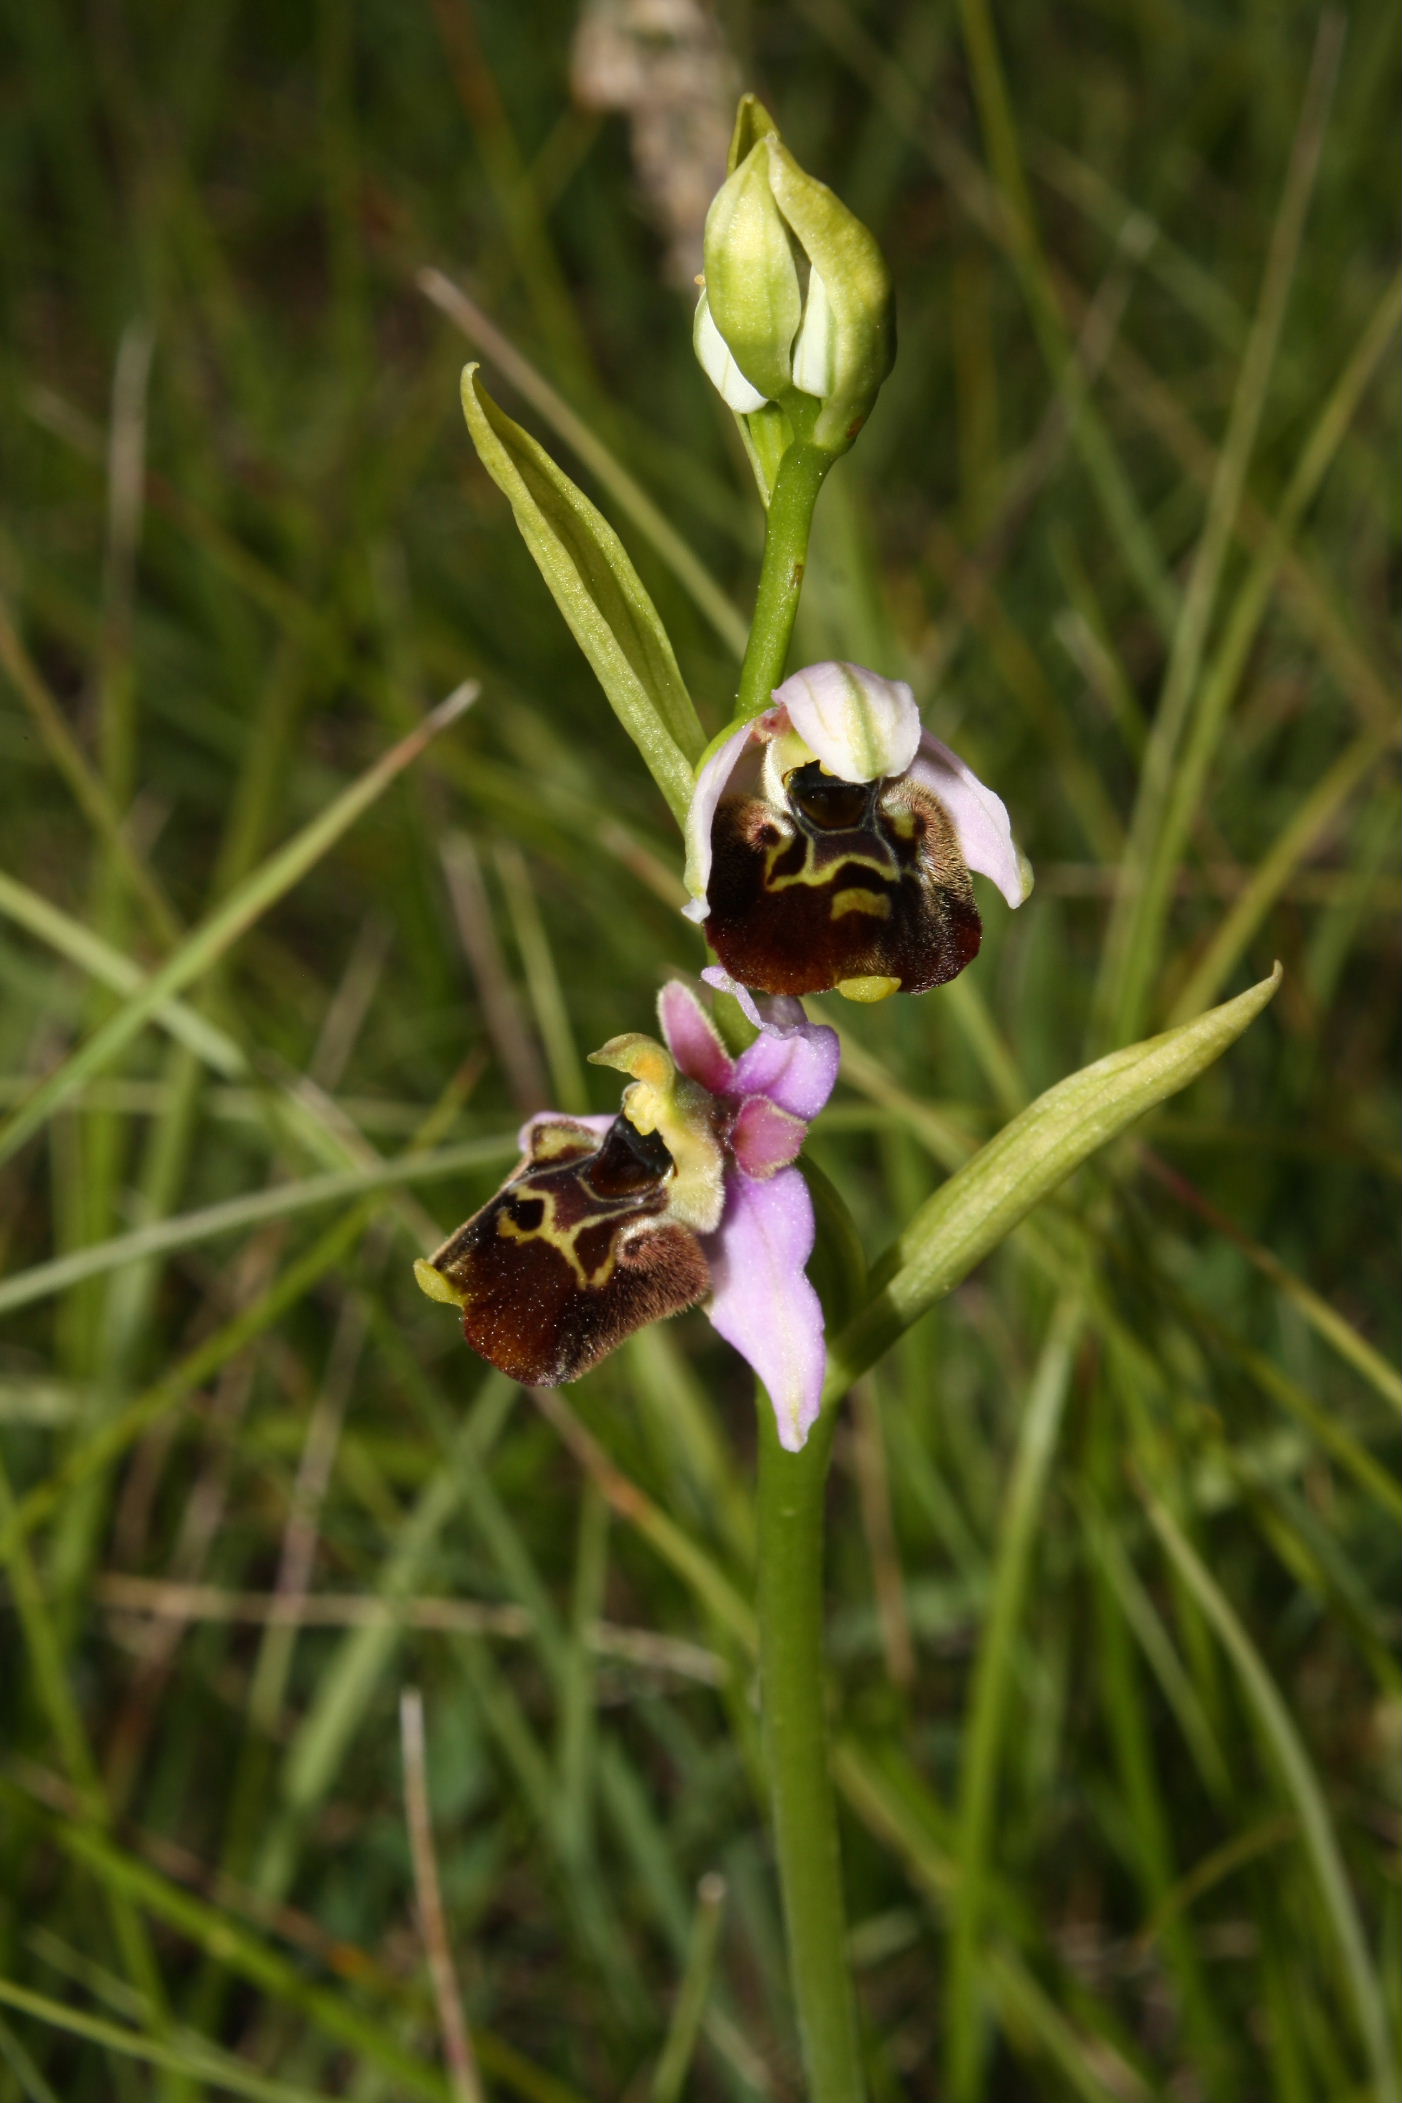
[418,95,1279,2103]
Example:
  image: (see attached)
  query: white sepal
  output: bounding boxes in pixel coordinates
[790,266,837,398]
[693,291,769,415]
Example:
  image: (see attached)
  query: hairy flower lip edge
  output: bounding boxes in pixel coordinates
[682,661,1031,926]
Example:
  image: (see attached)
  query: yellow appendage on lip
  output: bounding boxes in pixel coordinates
[414,1257,464,1306]
[836,974,900,1003]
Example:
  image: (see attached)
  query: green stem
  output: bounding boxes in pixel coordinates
[735,441,833,720]
[756,1401,866,2103]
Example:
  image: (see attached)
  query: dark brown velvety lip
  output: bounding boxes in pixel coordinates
[705,774,981,996]
[423,1115,709,1386]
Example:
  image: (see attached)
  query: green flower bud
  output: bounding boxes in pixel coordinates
[701,137,803,405]
[727,91,779,171]
[693,98,895,461]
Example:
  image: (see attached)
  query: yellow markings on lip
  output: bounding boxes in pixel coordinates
[419,1187,632,1305]
[496,1186,618,1290]
[830,886,891,920]
[762,833,895,893]
[530,1124,597,1162]
[836,975,901,1003]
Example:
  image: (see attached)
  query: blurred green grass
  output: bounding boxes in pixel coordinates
[0,1,1397,2098]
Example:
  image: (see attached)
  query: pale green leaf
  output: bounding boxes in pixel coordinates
[419,270,748,657]
[825,966,1282,1397]
[460,368,703,823]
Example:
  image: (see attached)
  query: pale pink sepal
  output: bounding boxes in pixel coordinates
[750,990,811,1032]
[704,1166,825,1452]
[910,730,1031,908]
[732,1018,839,1122]
[666,972,839,1134]
[658,979,734,1094]
[700,965,814,1042]
[700,962,764,1029]
[731,1096,807,1178]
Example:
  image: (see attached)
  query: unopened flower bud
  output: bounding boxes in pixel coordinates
[693,98,895,460]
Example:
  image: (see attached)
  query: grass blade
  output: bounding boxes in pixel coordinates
[944,1297,1082,2101]
[1142,1486,1399,2103]
[0,1135,516,1316]
[421,270,748,658]
[0,685,477,1170]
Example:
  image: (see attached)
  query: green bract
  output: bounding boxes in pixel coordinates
[459,366,703,825]
[823,965,1284,1400]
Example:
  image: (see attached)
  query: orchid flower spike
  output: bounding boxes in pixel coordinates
[415,981,840,1452]
[683,661,1032,1002]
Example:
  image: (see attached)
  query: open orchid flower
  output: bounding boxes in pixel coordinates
[415,981,840,1451]
[684,661,1032,1002]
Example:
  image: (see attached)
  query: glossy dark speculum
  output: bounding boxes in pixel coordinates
[705,760,982,995]
[423,1114,709,1386]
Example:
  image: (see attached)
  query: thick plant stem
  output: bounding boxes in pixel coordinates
[757,1400,866,2103]
[735,442,833,721]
